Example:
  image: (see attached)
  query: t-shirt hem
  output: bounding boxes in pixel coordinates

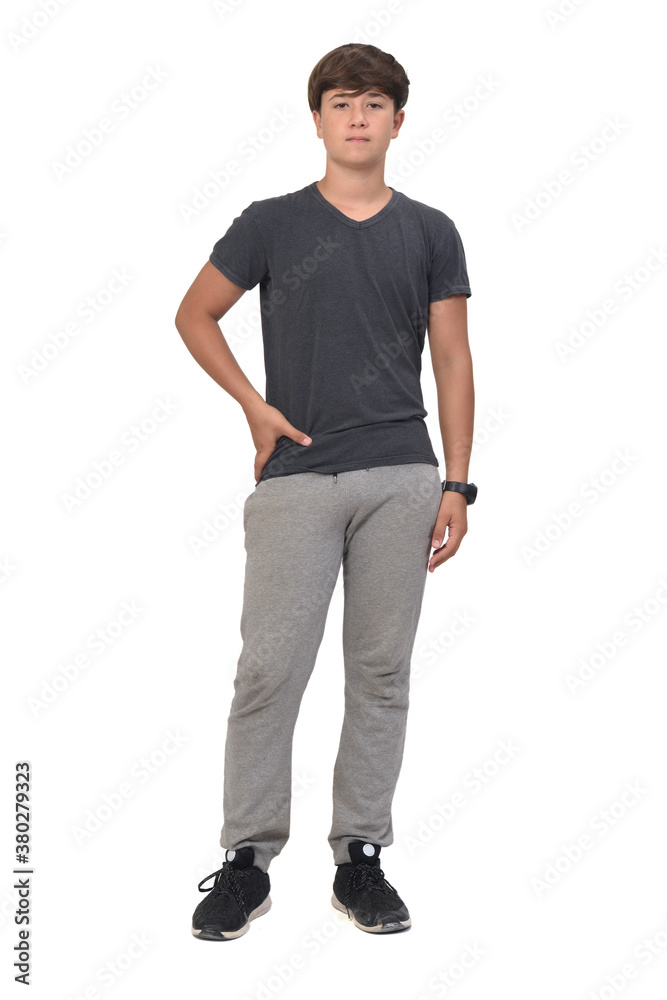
[258,453,439,484]
[208,253,253,291]
[429,286,471,302]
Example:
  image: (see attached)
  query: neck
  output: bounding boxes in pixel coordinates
[316,164,390,207]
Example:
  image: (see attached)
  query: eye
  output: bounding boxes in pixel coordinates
[333,102,382,109]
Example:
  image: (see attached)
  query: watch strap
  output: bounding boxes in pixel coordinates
[442,481,478,505]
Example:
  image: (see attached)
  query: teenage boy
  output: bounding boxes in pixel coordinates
[175,42,475,939]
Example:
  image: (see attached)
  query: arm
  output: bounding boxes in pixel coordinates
[174,262,311,482]
[426,293,474,572]
[174,261,265,413]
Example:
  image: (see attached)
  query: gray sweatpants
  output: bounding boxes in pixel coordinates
[219,462,443,872]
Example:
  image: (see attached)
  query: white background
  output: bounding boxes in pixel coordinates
[2,0,666,997]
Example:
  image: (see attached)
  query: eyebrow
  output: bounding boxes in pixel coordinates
[327,92,387,102]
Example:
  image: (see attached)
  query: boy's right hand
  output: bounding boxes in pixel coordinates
[245,402,312,483]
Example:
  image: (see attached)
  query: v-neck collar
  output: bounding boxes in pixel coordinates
[307,181,400,230]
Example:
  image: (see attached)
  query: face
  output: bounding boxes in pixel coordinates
[313,87,404,162]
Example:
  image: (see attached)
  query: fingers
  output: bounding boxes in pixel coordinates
[428,525,465,572]
[285,424,312,446]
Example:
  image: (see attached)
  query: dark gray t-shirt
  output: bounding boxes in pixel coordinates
[209,181,471,485]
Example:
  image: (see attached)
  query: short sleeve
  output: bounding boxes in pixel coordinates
[428,218,472,302]
[209,202,268,291]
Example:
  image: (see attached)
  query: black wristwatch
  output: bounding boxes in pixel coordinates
[442,481,478,505]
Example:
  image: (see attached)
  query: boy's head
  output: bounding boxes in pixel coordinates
[307,43,409,118]
[308,44,409,161]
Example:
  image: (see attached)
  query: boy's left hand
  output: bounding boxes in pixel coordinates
[428,492,468,573]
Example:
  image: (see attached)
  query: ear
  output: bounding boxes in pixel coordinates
[393,108,405,137]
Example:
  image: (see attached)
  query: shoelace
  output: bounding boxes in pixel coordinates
[198,862,251,918]
[342,862,399,918]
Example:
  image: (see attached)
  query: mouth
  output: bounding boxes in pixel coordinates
[347,137,369,142]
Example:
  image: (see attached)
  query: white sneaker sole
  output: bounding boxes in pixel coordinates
[191,895,272,940]
[331,893,411,932]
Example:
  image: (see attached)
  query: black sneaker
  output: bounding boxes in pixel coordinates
[331,840,411,933]
[191,846,271,940]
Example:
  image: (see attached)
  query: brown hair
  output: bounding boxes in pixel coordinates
[307,43,409,116]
